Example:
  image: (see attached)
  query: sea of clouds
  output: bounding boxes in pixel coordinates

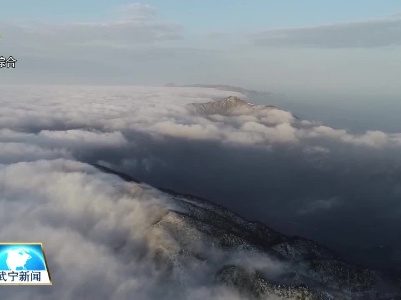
[1,84,401,299]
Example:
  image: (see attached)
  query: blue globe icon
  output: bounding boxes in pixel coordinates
[0,244,46,271]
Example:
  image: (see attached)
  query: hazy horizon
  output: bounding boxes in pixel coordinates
[1,0,401,95]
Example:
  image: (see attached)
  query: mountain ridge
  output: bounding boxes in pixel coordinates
[90,162,401,300]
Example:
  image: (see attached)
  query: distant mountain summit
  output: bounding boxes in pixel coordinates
[184,84,270,96]
[165,83,277,99]
[189,96,277,116]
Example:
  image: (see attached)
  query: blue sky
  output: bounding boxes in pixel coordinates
[2,0,401,30]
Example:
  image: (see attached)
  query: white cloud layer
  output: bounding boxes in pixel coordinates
[1,85,401,298]
[1,85,400,155]
[0,159,248,299]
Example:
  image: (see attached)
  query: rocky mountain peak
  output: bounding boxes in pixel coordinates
[188,95,275,116]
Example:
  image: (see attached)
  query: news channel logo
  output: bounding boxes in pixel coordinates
[0,243,52,285]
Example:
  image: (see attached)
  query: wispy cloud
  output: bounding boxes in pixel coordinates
[0,3,182,61]
[254,15,401,48]
[118,3,158,21]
